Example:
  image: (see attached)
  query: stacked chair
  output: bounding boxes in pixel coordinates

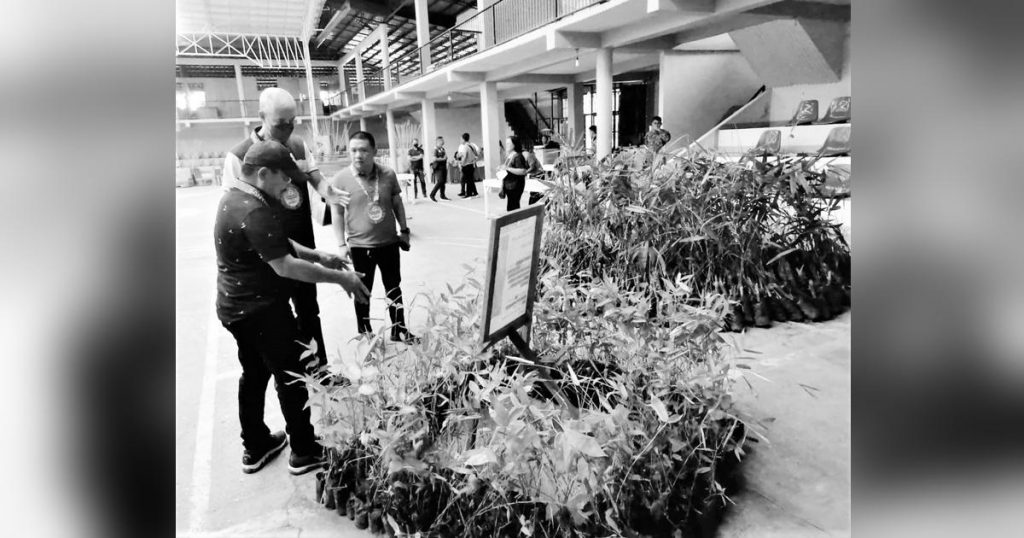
[747,95,851,199]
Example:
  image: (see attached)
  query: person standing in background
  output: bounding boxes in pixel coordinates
[408,138,426,199]
[429,136,450,202]
[644,116,672,153]
[455,133,480,198]
[499,135,530,212]
[331,132,419,343]
[522,138,545,179]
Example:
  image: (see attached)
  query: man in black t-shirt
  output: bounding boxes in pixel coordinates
[215,140,369,476]
[408,138,426,199]
[429,135,450,202]
[223,88,350,375]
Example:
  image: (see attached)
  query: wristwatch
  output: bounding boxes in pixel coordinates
[400,227,410,234]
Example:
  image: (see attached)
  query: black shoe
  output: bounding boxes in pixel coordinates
[242,431,287,474]
[458,194,467,197]
[289,444,327,475]
[441,196,451,200]
[390,331,421,344]
[318,371,351,388]
[430,195,437,202]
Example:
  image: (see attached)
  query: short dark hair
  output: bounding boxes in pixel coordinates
[461,133,470,141]
[652,116,663,123]
[349,131,376,148]
[588,125,597,133]
[508,135,523,153]
[436,135,443,140]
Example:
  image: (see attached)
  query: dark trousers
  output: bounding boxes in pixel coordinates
[460,165,478,196]
[430,167,447,199]
[505,179,525,212]
[224,300,317,455]
[290,281,326,369]
[412,166,426,197]
[350,243,407,336]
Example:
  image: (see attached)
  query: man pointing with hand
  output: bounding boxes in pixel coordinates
[215,140,370,475]
[223,87,348,375]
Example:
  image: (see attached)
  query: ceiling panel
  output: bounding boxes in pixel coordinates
[176,0,314,36]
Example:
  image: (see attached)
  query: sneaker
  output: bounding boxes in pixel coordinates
[289,444,327,475]
[242,431,287,474]
[390,331,421,344]
[318,372,351,388]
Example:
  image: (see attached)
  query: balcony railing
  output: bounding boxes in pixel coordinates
[355,0,605,105]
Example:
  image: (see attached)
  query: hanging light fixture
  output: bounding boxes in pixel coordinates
[574,48,580,67]
[447,92,453,102]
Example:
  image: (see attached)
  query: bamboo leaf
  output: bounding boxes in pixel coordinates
[463,447,498,466]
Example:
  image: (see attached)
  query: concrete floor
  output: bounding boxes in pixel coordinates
[176,185,850,537]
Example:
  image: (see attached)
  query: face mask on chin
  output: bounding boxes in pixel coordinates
[280,183,302,210]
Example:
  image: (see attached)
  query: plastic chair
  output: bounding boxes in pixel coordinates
[819,96,851,124]
[799,125,851,198]
[749,129,781,157]
[739,129,782,173]
[816,125,851,157]
[791,100,819,126]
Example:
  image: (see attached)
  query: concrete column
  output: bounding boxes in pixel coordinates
[355,54,366,103]
[414,0,432,73]
[385,109,399,169]
[595,47,614,158]
[233,65,248,118]
[480,81,501,180]
[477,0,495,50]
[565,82,584,145]
[339,62,350,108]
[302,39,320,138]
[379,24,392,91]
[420,99,437,175]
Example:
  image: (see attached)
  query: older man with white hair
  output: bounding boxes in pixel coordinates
[223,88,349,381]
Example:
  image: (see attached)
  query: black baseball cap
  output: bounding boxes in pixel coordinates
[242,140,300,171]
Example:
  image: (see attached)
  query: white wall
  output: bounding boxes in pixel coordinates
[768,23,850,123]
[408,103,511,150]
[657,51,763,142]
[175,122,321,158]
[176,123,249,158]
[177,75,332,117]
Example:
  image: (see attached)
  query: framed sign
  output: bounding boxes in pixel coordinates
[480,204,545,346]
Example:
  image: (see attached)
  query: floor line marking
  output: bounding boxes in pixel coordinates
[433,201,487,216]
[430,241,484,248]
[187,298,221,535]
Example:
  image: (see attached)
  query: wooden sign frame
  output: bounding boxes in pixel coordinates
[479,204,545,346]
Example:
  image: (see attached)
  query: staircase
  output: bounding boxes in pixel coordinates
[504,95,552,145]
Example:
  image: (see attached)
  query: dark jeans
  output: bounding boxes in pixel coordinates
[460,165,478,196]
[504,177,525,211]
[411,166,426,197]
[290,280,326,369]
[430,166,447,199]
[350,243,408,336]
[224,300,317,455]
